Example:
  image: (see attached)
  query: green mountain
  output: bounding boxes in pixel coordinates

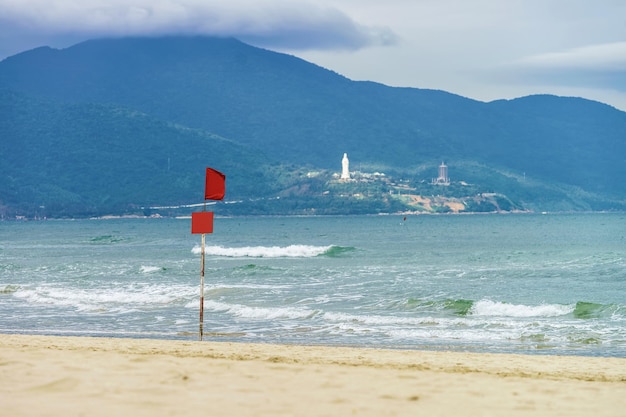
[0,90,286,217]
[1,36,625,217]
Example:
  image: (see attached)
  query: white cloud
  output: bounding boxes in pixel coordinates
[0,0,396,51]
[516,42,626,71]
[485,41,626,102]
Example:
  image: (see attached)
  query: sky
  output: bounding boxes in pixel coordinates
[1,0,625,111]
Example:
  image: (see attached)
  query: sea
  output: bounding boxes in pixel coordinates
[1,213,625,357]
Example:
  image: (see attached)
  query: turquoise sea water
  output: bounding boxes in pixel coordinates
[1,213,625,357]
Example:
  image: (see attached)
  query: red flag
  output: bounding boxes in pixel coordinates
[205,167,225,200]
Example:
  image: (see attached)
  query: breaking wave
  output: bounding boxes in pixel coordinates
[13,284,194,313]
[140,265,165,274]
[470,299,572,317]
[202,300,319,320]
[572,301,622,319]
[192,244,352,258]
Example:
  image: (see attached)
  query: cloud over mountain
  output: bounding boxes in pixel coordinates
[502,42,626,92]
[0,0,396,52]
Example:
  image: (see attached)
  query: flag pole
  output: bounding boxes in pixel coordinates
[192,167,225,342]
[199,232,205,341]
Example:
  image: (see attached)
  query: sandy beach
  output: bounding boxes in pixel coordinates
[1,334,625,416]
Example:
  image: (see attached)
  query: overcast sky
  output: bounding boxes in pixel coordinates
[1,0,625,111]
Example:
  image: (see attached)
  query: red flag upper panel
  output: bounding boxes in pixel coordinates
[205,168,225,200]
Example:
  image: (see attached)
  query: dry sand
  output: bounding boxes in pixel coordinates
[1,334,625,416]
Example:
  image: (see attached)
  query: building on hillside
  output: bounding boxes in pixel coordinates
[432,161,450,185]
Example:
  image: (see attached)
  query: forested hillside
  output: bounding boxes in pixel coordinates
[0,90,285,217]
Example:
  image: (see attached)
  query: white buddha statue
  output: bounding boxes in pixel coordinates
[341,153,350,179]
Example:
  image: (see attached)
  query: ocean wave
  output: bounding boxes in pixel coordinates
[202,300,319,320]
[392,298,474,316]
[88,234,126,244]
[572,301,623,319]
[0,284,20,294]
[13,284,195,313]
[229,264,285,275]
[470,299,573,318]
[442,299,474,316]
[140,265,165,274]
[323,311,450,327]
[192,244,350,258]
[468,299,626,320]
[324,245,356,257]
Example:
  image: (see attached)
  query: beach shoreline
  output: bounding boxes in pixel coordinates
[1,334,625,416]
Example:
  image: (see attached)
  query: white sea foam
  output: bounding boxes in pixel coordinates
[191,244,333,258]
[470,299,573,318]
[387,326,525,343]
[140,265,162,273]
[14,284,195,313]
[202,300,318,320]
[323,311,470,328]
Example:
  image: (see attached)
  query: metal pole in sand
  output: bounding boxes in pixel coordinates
[199,232,205,341]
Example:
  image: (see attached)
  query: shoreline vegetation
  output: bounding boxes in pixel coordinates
[2,334,625,416]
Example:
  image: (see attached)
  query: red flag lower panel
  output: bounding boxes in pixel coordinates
[191,211,214,234]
